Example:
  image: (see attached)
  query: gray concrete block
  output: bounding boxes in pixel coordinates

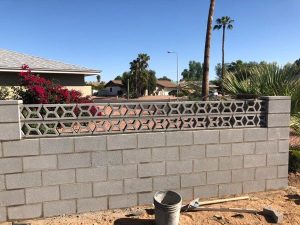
[0,207,6,222]
[255,167,277,180]
[124,178,152,193]
[193,130,219,144]
[256,141,278,154]
[166,161,192,175]
[267,153,289,166]
[77,197,107,213]
[267,99,291,113]
[166,131,193,146]
[278,165,288,178]
[152,147,179,161]
[58,153,91,169]
[8,204,42,220]
[60,183,92,199]
[3,139,39,157]
[266,178,288,190]
[92,151,122,166]
[268,114,290,127]
[138,192,155,205]
[23,155,57,171]
[219,156,243,170]
[123,149,151,164]
[244,128,267,142]
[278,140,289,152]
[207,171,231,184]
[173,188,193,201]
[153,176,180,190]
[40,137,74,154]
[0,104,19,123]
[42,169,75,185]
[206,144,231,157]
[6,172,41,189]
[0,190,24,206]
[108,164,137,180]
[243,180,265,193]
[138,162,165,178]
[74,136,106,152]
[219,183,242,197]
[43,200,76,217]
[220,129,243,143]
[93,180,123,197]
[179,145,205,160]
[107,134,137,150]
[194,185,218,199]
[181,173,206,188]
[0,175,4,190]
[0,143,2,158]
[268,128,289,140]
[26,186,59,204]
[194,158,218,172]
[232,168,255,182]
[0,123,21,141]
[0,158,22,174]
[138,132,165,148]
[244,154,266,168]
[76,167,107,182]
[232,143,255,155]
[109,194,137,209]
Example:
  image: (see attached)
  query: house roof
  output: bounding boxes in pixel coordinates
[0,49,100,75]
[105,80,124,88]
[156,80,177,88]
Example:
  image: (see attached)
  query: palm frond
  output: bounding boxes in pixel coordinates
[213,25,222,30]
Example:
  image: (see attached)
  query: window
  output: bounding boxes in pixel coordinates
[110,88,112,92]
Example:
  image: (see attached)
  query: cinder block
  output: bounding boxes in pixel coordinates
[179,145,205,160]
[278,165,288,178]
[152,147,179,161]
[43,200,76,217]
[42,169,75,185]
[0,207,6,222]
[232,168,255,182]
[76,167,107,182]
[220,129,243,143]
[0,190,24,206]
[6,172,41,189]
[138,132,165,148]
[232,143,255,155]
[266,178,288,190]
[0,158,22,174]
[153,176,180,190]
[166,131,193,146]
[0,143,2,158]
[206,144,231,157]
[109,194,137,209]
[26,186,59,203]
[268,99,291,113]
[93,180,123,196]
[219,183,242,197]
[40,137,74,154]
[58,153,91,169]
[267,114,290,127]
[123,149,151,164]
[74,136,106,152]
[138,162,165,178]
[138,192,155,205]
[194,158,218,172]
[244,154,266,168]
[244,128,267,142]
[107,134,137,150]
[23,155,57,171]
[77,197,107,213]
[0,104,19,123]
[256,141,278,154]
[0,123,21,141]
[193,130,219,144]
[92,151,122,166]
[166,161,192,175]
[173,188,193,201]
[207,171,231,185]
[108,164,137,180]
[267,153,289,166]
[268,128,289,140]
[219,156,243,170]
[8,204,42,220]
[278,140,289,152]
[194,185,218,199]
[124,178,152,193]
[243,180,265,193]
[0,175,4,190]
[3,139,39,157]
[255,167,277,180]
[181,173,206,188]
[60,183,92,199]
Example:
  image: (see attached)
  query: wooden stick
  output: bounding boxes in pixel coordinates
[187,206,258,214]
[199,196,250,206]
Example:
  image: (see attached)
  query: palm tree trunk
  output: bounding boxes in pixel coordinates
[202,0,216,100]
[221,25,225,95]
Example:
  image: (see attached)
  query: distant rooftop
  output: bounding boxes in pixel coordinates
[156,80,177,88]
[0,49,100,75]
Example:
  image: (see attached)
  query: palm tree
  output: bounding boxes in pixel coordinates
[213,16,234,94]
[202,0,216,100]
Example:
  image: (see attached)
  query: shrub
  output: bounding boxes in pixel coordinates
[289,149,300,172]
[0,87,10,100]
[291,114,300,136]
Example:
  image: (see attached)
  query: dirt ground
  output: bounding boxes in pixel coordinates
[2,173,299,225]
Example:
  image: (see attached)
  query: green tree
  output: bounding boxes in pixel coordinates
[213,16,234,94]
[114,75,122,80]
[158,76,172,81]
[181,61,203,81]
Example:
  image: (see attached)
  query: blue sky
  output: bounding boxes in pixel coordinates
[0,0,299,82]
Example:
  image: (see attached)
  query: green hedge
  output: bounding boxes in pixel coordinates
[289,149,300,172]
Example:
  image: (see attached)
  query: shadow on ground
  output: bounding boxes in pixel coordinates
[114,218,155,225]
[285,194,300,205]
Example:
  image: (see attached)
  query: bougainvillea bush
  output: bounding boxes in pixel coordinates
[14,64,91,104]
